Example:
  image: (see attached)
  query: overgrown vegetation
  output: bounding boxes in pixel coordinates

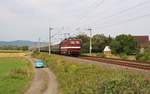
[32,52,150,94]
[76,34,150,62]
[76,34,138,55]
[136,46,150,62]
[136,53,150,62]
[0,57,33,94]
[110,34,137,55]
[0,50,24,53]
[75,34,110,53]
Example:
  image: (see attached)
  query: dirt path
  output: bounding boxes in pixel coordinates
[25,57,57,94]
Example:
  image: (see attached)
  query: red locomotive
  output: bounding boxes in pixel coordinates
[40,38,81,56]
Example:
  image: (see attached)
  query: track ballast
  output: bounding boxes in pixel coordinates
[79,56,150,71]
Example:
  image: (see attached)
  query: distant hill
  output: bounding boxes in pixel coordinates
[0,40,48,47]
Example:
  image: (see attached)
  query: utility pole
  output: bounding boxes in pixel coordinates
[88,28,92,56]
[49,27,53,55]
[38,38,41,52]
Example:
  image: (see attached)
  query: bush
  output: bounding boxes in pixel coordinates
[110,34,137,55]
[136,54,150,62]
[120,53,128,60]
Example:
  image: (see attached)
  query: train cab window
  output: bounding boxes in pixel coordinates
[76,41,80,44]
[70,41,75,44]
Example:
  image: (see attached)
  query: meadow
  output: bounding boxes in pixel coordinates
[0,57,33,94]
[0,50,24,53]
[0,50,27,57]
[33,52,150,94]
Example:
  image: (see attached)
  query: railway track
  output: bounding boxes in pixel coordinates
[79,56,150,71]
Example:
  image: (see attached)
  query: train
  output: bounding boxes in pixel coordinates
[40,38,81,56]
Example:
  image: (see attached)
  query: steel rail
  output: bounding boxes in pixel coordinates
[79,56,150,71]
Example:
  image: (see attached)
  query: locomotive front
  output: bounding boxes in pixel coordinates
[60,39,81,56]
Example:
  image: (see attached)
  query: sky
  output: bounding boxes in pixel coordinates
[0,0,150,42]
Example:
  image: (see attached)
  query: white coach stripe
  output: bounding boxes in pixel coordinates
[61,47,81,49]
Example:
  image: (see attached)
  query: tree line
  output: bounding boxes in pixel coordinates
[75,34,138,55]
[0,45,29,51]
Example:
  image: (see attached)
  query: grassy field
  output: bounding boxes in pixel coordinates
[33,52,150,94]
[0,50,27,57]
[0,50,24,53]
[0,57,33,94]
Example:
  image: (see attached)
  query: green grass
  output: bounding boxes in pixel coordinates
[82,52,104,57]
[136,53,150,62]
[0,57,33,94]
[33,53,150,94]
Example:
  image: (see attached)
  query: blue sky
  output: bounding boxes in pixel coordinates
[0,0,150,42]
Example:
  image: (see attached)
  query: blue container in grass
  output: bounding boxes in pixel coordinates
[35,59,45,68]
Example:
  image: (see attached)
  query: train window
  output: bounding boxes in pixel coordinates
[70,41,75,44]
[76,41,80,44]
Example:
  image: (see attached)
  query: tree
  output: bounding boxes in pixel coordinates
[75,34,111,53]
[92,34,109,52]
[0,45,29,51]
[20,46,29,51]
[76,34,90,53]
[110,34,137,54]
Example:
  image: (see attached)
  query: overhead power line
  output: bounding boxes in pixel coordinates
[79,0,150,26]
[96,13,150,30]
[92,0,150,23]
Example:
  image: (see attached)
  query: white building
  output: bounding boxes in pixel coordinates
[103,46,112,56]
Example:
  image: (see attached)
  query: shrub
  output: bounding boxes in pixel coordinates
[120,53,128,60]
[136,54,150,62]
